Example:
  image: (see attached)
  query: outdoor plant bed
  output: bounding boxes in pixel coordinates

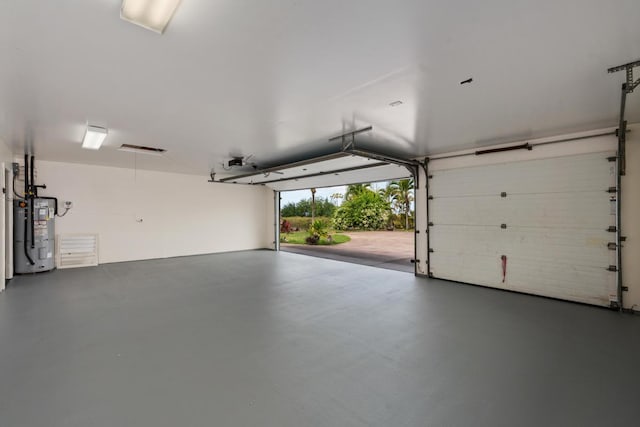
[280,231,350,246]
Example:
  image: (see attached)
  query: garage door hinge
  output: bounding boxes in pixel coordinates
[428,196,434,200]
[415,230,420,234]
[607,265,618,272]
[428,222,434,227]
[429,248,434,253]
[607,226,617,233]
[608,242,618,250]
[410,259,419,264]
[501,224,507,229]
[621,236,627,242]
[428,174,433,179]
[622,286,629,292]
[607,187,618,193]
[607,156,617,162]
[500,192,507,198]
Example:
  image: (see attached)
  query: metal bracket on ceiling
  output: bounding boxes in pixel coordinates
[346,147,420,181]
[330,126,422,187]
[608,59,640,93]
[329,126,373,151]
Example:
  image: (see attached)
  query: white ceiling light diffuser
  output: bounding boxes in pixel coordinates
[121,0,183,34]
[82,125,108,150]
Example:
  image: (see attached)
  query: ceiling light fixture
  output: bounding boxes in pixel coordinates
[389,100,403,107]
[121,0,183,34]
[82,125,108,150]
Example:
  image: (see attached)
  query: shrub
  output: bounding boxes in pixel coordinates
[305,235,320,245]
[308,219,329,238]
[281,216,331,231]
[280,219,292,234]
[332,191,389,230]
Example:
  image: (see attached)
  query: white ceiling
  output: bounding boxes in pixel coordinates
[1,0,639,177]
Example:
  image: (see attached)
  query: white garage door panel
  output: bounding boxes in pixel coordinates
[431,192,614,229]
[431,152,615,197]
[429,149,618,307]
[431,226,614,269]
[431,252,615,306]
[430,252,500,285]
[430,253,615,304]
[505,259,616,306]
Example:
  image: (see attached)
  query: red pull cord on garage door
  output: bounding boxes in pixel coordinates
[501,255,507,283]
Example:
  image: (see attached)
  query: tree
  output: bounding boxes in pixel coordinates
[280,197,336,217]
[389,179,414,229]
[345,183,371,200]
[332,190,390,230]
[280,202,298,217]
[378,185,396,205]
[378,184,398,229]
[315,198,337,216]
[330,193,343,205]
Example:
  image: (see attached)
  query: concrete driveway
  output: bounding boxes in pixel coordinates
[281,231,415,273]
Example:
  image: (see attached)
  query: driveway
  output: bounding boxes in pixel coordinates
[281,231,415,273]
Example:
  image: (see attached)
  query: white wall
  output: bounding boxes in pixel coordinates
[35,160,273,264]
[418,126,640,311]
[622,124,640,311]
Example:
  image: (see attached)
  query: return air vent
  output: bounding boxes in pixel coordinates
[56,234,99,269]
[118,144,167,156]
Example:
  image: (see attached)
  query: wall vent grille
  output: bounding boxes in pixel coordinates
[56,234,99,269]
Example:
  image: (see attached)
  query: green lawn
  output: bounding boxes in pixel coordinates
[280,231,351,245]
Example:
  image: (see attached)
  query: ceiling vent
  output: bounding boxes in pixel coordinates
[118,144,167,156]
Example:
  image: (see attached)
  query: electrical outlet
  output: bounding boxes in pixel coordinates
[64,201,73,209]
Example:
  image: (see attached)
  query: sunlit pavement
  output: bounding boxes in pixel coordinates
[280,231,415,273]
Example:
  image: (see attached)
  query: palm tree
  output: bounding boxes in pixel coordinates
[378,185,397,206]
[345,183,371,200]
[378,184,397,229]
[389,179,414,229]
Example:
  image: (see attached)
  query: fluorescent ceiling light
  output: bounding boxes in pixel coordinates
[121,0,183,34]
[82,125,108,150]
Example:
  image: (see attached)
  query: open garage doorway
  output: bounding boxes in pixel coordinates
[278,180,415,273]
[213,136,423,274]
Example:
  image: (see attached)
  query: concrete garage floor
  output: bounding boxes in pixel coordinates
[0,251,639,427]
[282,231,415,273]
